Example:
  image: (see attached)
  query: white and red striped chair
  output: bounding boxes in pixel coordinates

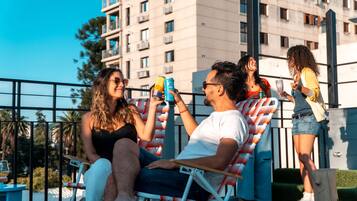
[136,97,278,201]
[127,98,170,157]
[63,98,171,201]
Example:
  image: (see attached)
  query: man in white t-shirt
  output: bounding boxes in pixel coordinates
[133,61,249,200]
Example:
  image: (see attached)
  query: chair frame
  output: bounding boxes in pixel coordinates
[136,97,278,201]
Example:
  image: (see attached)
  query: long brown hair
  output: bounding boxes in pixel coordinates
[90,68,134,132]
[287,45,319,75]
[236,55,268,101]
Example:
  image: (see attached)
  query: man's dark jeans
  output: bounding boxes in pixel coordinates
[134,149,210,200]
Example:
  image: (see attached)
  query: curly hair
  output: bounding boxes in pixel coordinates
[236,55,268,101]
[287,45,319,75]
[90,68,134,132]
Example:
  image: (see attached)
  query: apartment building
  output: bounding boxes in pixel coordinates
[100,0,357,96]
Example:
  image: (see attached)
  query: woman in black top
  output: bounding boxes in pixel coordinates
[81,68,162,201]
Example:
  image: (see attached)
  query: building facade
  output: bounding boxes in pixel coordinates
[100,0,357,96]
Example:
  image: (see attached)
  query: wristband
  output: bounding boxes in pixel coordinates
[179,108,188,114]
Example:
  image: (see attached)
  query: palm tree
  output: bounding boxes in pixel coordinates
[51,111,81,155]
[0,110,29,159]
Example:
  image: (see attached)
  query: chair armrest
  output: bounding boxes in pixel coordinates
[173,160,240,179]
[64,155,90,166]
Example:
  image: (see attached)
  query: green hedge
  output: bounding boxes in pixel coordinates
[273,168,357,201]
[11,167,71,192]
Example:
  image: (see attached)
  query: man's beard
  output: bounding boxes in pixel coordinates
[203,98,211,106]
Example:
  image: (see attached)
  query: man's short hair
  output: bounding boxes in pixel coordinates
[211,61,242,101]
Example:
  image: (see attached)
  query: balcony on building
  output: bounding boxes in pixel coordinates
[163,5,173,15]
[102,0,120,12]
[102,18,121,37]
[163,65,173,74]
[137,14,149,23]
[137,40,150,51]
[101,47,121,62]
[163,35,173,44]
[137,69,150,79]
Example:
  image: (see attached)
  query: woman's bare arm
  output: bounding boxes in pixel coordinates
[81,112,100,163]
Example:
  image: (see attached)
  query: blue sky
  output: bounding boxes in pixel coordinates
[0,0,103,84]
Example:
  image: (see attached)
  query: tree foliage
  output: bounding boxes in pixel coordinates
[0,110,29,160]
[73,16,106,109]
[52,111,83,156]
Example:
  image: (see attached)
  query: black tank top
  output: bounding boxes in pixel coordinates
[92,124,137,161]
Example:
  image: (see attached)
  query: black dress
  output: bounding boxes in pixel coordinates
[92,124,137,161]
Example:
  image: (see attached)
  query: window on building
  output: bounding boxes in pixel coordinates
[240,51,247,58]
[280,36,289,48]
[260,32,268,45]
[260,3,268,16]
[141,28,149,41]
[126,7,130,26]
[304,13,321,26]
[141,56,149,68]
[355,25,357,34]
[240,0,247,14]
[165,50,175,63]
[126,61,131,79]
[355,0,357,10]
[322,0,329,3]
[140,85,150,97]
[280,8,288,20]
[344,22,350,33]
[343,0,349,8]
[126,34,131,52]
[305,41,318,50]
[240,22,247,43]
[165,20,174,33]
[140,0,149,13]
[165,0,173,3]
[109,39,118,50]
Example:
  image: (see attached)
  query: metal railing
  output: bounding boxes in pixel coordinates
[1,69,357,199]
[102,47,121,59]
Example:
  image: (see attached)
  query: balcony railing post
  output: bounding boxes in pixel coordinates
[192,94,196,118]
[73,122,77,156]
[16,81,21,120]
[29,122,34,201]
[53,84,57,122]
[326,9,338,108]
[247,0,260,69]
[13,121,18,185]
[59,122,63,201]
[44,122,49,201]
[12,81,16,121]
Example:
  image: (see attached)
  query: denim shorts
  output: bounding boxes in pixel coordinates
[292,114,321,135]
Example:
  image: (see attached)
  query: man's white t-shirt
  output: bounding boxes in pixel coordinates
[176,110,249,189]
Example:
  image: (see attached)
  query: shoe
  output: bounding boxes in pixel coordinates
[299,192,314,201]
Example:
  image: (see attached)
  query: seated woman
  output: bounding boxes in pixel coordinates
[81,68,162,201]
[236,55,272,201]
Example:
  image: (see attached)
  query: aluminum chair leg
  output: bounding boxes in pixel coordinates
[194,172,224,201]
[70,163,85,201]
[223,188,233,201]
[181,174,194,201]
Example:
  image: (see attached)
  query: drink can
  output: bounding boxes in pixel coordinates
[164,77,175,102]
[153,76,165,99]
[259,91,265,99]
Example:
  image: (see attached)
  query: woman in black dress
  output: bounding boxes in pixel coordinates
[81,68,162,201]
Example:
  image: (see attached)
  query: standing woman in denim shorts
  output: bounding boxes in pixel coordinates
[280,45,326,201]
